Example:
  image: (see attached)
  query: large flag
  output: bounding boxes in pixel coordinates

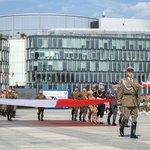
[142,81,150,88]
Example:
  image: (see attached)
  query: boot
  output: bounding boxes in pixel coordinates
[79,112,82,121]
[120,121,126,137]
[74,115,77,121]
[130,122,138,139]
[112,118,117,126]
[38,115,40,120]
[107,114,111,125]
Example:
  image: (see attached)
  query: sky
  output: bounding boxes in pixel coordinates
[0,0,150,20]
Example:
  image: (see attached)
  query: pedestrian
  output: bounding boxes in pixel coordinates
[35,89,46,121]
[70,87,82,121]
[87,84,97,123]
[5,87,15,121]
[105,81,118,126]
[117,66,141,138]
[79,86,88,122]
[95,83,106,124]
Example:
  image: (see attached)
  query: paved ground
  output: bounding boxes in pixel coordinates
[0,108,150,150]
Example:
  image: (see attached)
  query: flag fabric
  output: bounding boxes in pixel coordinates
[0,98,114,108]
[142,81,150,88]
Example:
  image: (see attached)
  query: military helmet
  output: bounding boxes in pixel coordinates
[126,66,134,72]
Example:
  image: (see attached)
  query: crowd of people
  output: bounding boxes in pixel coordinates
[0,87,18,121]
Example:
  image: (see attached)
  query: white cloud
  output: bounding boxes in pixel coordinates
[124,2,150,19]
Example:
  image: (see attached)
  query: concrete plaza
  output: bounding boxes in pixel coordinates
[0,108,150,150]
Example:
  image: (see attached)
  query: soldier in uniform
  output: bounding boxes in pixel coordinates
[35,89,47,121]
[70,87,82,121]
[138,94,144,115]
[94,83,106,124]
[144,94,149,116]
[12,89,18,118]
[1,90,7,117]
[79,86,88,122]
[5,87,15,121]
[87,84,97,123]
[117,66,141,138]
[105,81,118,126]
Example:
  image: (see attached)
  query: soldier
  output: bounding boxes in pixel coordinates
[117,66,141,139]
[94,83,106,124]
[35,89,46,121]
[105,81,118,126]
[144,94,149,116]
[12,89,18,118]
[5,87,15,121]
[138,94,144,115]
[87,84,97,123]
[70,87,82,121]
[1,90,7,117]
[79,87,88,122]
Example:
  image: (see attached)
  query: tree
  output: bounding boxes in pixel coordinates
[20,33,27,39]
[0,33,3,38]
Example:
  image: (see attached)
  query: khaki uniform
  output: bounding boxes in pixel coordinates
[35,94,46,121]
[117,78,141,123]
[79,91,88,121]
[1,93,7,116]
[87,90,97,123]
[70,91,82,121]
[5,92,15,121]
[13,92,18,117]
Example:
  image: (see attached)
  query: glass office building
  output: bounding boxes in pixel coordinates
[26,29,150,92]
[0,37,9,90]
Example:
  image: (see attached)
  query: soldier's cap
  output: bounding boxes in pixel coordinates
[91,84,96,88]
[112,81,118,85]
[99,83,105,86]
[126,66,134,72]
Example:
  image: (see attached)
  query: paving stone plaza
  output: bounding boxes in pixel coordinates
[0,108,150,150]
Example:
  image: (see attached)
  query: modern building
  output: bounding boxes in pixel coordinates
[0,36,9,90]
[0,13,150,92]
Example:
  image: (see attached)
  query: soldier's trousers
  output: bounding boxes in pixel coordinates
[6,105,14,120]
[38,107,44,119]
[88,105,97,122]
[143,105,149,112]
[97,104,105,118]
[71,107,78,116]
[121,106,138,123]
[79,106,87,120]
[108,105,117,120]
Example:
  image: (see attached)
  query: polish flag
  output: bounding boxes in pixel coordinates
[142,81,150,88]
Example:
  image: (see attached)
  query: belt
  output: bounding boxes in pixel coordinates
[124,93,136,96]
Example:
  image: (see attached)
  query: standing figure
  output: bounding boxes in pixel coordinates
[70,87,82,121]
[5,87,15,121]
[117,66,141,138]
[87,84,97,123]
[95,83,106,124]
[35,89,46,121]
[1,90,7,117]
[79,87,88,122]
[12,89,18,118]
[105,81,118,126]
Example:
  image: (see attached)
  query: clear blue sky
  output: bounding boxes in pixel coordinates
[0,0,150,19]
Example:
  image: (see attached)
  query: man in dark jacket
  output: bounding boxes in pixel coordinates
[105,81,118,126]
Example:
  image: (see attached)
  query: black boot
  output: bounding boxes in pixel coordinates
[79,112,82,121]
[112,118,117,126]
[107,117,111,125]
[130,122,138,139]
[13,111,16,118]
[120,121,126,137]
[74,115,77,121]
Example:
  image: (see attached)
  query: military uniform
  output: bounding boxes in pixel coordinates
[70,89,82,121]
[5,90,15,121]
[87,89,97,123]
[79,89,88,122]
[93,83,106,124]
[12,90,18,118]
[35,93,46,121]
[138,95,144,115]
[105,82,118,125]
[117,66,141,138]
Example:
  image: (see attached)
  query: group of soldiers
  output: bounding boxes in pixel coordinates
[0,87,18,121]
[71,66,149,139]
[70,82,118,125]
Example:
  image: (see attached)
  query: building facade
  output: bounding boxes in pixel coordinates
[26,29,150,92]
[0,37,9,90]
